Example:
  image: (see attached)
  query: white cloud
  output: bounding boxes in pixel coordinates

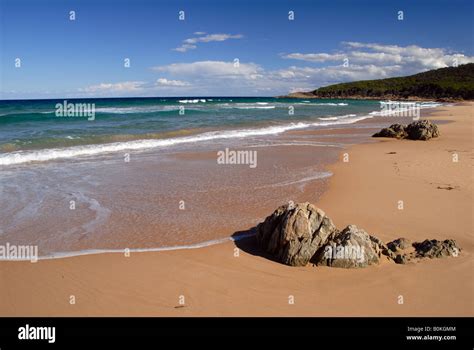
[184,33,243,44]
[78,79,194,97]
[173,33,243,52]
[283,42,474,73]
[174,44,197,53]
[282,53,346,62]
[79,81,146,93]
[152,60,263,79]
[156,78,190,87]
[272,64,403,85]
[342,41,474,69]
[150,60,280,95]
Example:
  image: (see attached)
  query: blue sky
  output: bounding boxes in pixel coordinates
[1,0,473,99]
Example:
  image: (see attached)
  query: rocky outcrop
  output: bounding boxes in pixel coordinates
[405,120,440,140]
[256,202,461,268]
[255,202,337,266]
[372,120,439,141]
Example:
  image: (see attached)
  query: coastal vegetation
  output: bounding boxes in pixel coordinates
[285,64,474,100]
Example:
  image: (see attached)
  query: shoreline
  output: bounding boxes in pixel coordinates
[0,232,256,262]
[279,94,467,102]
[0,103,472,316]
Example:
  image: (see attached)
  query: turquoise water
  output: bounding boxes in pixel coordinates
[0,97,384,165]
[0,97,444,166]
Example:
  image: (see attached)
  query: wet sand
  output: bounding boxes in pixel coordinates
[0,103,472,316]
[0,126,348,255]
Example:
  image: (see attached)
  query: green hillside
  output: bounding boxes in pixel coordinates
[292,64,474,100]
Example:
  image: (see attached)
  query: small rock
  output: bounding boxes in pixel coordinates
[413,239,460,258]
[370,235,397,260]
[313,225,381,268]
[395,254,408,264]
[387,238,412,252]
[372,124,407,139]
[437,186,456,191]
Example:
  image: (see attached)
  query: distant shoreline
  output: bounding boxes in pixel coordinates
[277,92,465,102]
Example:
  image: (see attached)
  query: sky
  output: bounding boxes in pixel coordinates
[0,0,473,99]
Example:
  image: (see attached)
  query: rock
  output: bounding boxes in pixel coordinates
[387,238,411,252]
[405,120,440,140]
[372,120,439,141]
[255,202,337,266]
[370,235,397,260]
[372,124,407,139]
[256,202,461,268]
[395,254,409,264]
[413,239,460,258]
[313,225,381,268]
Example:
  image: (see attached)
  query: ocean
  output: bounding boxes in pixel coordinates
[0,97,388,165]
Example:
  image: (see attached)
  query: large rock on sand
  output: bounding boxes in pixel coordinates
[372,120,439,141]
[313,225,385,268]
[256,202,461,268]
[405,120,440,140]
[255,202,337,266]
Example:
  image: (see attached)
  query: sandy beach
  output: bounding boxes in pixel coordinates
[0,103,472,317]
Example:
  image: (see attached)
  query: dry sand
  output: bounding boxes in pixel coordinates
[0,103,472,316]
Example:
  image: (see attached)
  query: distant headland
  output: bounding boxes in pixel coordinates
[280,63,474,101]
